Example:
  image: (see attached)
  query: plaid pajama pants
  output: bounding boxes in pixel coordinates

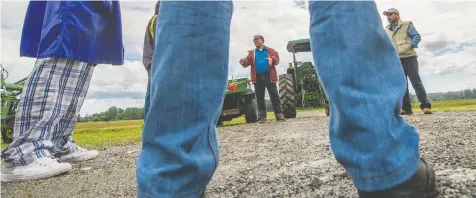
[1,57,95,166]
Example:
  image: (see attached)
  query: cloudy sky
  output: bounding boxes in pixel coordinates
[1,1,475,115]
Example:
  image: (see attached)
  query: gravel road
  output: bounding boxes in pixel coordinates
[2,111,475,198]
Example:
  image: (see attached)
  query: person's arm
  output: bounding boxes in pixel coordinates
[270,49,279,66]
[407,22,421,48]
[240,51,253,68]
[142,18,154,72]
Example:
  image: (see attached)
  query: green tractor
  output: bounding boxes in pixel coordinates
[217,77,259,126]
[279,39,330,118]
[1,65,27,143]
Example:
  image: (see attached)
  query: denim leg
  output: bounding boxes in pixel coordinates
[309,1,420,191]
[136,1,233,198]
[143,71,151,120]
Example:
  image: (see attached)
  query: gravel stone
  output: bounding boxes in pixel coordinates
[1,111,475,198]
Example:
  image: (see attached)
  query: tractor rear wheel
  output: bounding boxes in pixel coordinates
[279,74,296,118]
[1,119,14,144]
[244,97,259,123]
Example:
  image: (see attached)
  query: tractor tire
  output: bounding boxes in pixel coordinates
[244,98,259,123]
[216,120,224,127]
[1,120,14,144]
[279,74,297,118]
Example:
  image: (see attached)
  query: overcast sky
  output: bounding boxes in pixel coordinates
[1,1,475,115]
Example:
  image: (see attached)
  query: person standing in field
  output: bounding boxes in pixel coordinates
[1,1,124,182]
[239,35,286,123]
[384,8,432,115]
[137,1,437,198]
[142,1,160,119]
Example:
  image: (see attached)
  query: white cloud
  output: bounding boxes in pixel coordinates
[1,1,475,115]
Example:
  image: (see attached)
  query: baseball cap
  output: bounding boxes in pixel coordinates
[253,35,264,41]
[383,8,399,16]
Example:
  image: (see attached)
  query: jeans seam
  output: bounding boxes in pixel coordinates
[207,125,218,171]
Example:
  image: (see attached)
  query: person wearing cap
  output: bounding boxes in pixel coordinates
[142,1,160,119]
[239,35,286,123]
[384,8,432,115]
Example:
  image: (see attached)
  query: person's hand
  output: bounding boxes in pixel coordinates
[239,59,246,66]
[268,58,273,66]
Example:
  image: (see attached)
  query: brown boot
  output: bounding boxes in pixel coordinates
[358,158,438,198]
[400,110,413,115]
[423,108,432,114]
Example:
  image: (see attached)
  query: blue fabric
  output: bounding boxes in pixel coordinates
[20,1,124,65]
[136,2,231,197]
[407,23,421,48]
[144,71,151,120]
[137,1,420,196]
[390,22,421,48]
[254,48,269,74]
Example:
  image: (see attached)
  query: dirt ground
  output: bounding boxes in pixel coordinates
[1,111,476,198]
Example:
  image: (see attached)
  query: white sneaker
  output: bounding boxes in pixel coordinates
[1,157,72,182]
[59,145,98,163]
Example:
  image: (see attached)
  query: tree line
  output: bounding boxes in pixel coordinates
[79,88,476,122]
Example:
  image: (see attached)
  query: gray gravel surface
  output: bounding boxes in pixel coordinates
[1,111,475,198]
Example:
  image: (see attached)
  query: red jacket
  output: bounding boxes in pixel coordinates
[240,46,280,84]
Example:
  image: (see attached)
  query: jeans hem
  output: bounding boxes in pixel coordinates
[137,189,205,198]
[351,154,420,191]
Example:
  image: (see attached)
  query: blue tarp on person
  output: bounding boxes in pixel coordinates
[1,1,124,182]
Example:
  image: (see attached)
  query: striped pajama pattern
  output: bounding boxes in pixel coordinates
[1,57,94,166]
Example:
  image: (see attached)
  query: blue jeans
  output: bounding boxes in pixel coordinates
[144,71,150,120]
[137,1,420,197]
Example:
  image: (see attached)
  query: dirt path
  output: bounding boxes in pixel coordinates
[2,111,476,198]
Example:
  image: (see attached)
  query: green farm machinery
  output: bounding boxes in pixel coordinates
[1,65,26,143]
[217,77,259,125]
[279,39,330,118]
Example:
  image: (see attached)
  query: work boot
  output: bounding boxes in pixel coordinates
[400,110,413,115]
[358,158,438,198]
[423,108,432,114]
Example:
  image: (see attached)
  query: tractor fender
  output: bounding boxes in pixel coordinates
[241,89,256,101]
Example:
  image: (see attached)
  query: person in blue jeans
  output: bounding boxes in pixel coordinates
[137,1,438,198]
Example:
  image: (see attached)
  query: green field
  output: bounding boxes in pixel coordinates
[2,99,476,150]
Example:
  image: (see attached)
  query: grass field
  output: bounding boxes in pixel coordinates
[1,99,476,150]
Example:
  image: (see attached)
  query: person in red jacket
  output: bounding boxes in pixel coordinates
[240,35,286,123]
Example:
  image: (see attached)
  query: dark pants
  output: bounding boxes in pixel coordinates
[254,72,283,118]
[400,56,431,112]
